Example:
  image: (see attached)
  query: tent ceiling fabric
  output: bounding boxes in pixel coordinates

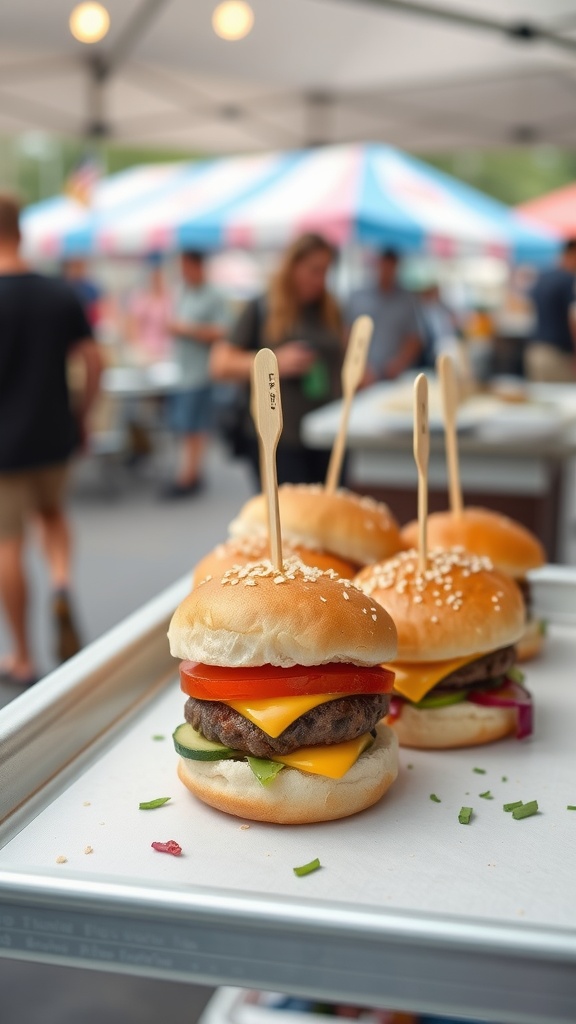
[2,0,576,151]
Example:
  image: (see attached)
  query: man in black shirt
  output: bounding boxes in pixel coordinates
[0,194,103,684]
[526,239,576,381]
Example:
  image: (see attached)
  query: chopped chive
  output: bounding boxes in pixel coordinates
[512,800,539,820]
[430,793,441,803]
[568,806,576,811]
[458,806,473,825]
[293,857,321,877]
[407,764,414,770]
[504,801,523,812]
[479,790,493,800]
[473,767,486,774]
[152,735,165,741]
[501,776,508,783]
[139,797,171,810]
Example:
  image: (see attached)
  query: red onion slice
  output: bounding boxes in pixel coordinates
[467,680,533,739]
[388,695,404,722]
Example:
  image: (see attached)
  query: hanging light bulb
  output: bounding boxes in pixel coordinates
[212,1,254,41]
[69,2,110,44]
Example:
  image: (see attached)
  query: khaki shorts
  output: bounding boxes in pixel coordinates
[0,463,70,540]
[524,343,575,383]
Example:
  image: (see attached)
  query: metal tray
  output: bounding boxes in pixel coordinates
[1,567,576,1024]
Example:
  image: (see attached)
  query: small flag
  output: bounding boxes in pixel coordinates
[64,154,102,206]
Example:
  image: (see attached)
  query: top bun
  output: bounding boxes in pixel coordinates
[401,508,545,579]
[170,556,397,668]
[354,548,524,662]
[193,536,356,587]
[229,484,402,567]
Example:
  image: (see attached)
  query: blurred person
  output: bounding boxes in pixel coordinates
[463,305,495,383]
[347,248,422,383]
[164,251,229,497]
[124,255,172,364]
[417,284,460,366]
[0,194,103,684]
[62,257,102,329]
[122,256,172,465]
[211,232,343,486]
[525,239,576,382]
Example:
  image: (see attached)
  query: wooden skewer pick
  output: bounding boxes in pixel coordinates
[437,353,463,518]
[413,373,430,575]
[325,315,374,493]
[251,348,284,571]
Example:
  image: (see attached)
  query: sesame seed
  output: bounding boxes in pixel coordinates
[413,595,423,604]
[435,599,442,607]
[431,616,439,623]
[371,614,378,621]
[343,591,349,600]
[320,596,327,603]
[273,576,285,584]
[244,578,256,586]
[84,846,93,855]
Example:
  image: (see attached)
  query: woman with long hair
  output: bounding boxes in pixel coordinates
[211,233,343,486]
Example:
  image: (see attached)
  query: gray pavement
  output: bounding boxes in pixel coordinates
[0,442,253,709]
[0,442,253,1023]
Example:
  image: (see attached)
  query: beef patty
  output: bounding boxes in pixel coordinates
[435,645,517,691]
[184,692,390,758]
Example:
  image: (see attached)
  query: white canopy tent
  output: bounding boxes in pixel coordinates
[2,0,576,154]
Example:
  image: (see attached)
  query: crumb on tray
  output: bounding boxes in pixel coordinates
[56,855,67,864]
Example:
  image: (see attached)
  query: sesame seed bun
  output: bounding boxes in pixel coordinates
[400,508,545,579]
[193,536,356,587]
[169,556,398,668]
[385,702,516,749]
[229,485,402,568]
[176,724,398,823]
[354,548,525,662]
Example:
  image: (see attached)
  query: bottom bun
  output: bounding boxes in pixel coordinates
[386,701,516,750]
[516,618,545,662]
[177,725,398,824]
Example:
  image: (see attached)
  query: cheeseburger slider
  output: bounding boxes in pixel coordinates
[401,508,546,660]
[169,556,398,823]
[229,484,402,574]
[193,534,356,587]
[355,548,532,749]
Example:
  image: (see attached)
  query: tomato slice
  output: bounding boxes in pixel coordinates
[180,661,395,701]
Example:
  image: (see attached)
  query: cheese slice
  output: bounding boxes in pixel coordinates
[383,653,480,704]
[225,692,351,738]
[271,732,372,779]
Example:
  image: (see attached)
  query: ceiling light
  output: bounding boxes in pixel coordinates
[69,2,110,44]
[212,1,254,41]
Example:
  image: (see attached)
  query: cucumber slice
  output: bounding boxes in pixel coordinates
[414,690,468,710]
[173,722,239,761]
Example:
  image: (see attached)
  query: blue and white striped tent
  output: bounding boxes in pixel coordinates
[22,143,559,264]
